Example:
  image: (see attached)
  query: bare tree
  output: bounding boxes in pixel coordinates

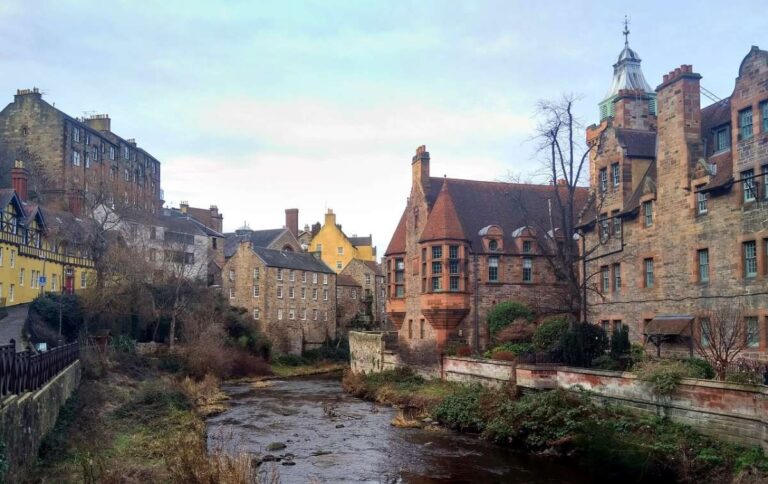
[513,95,607,321]
[695,301,749,380]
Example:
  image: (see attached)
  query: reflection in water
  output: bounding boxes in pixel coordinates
[207,375,587,483]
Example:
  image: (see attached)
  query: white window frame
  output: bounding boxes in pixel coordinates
[253,309,260,320]
[277,286,283,298]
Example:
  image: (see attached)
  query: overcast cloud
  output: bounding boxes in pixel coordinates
[0,1,764,250]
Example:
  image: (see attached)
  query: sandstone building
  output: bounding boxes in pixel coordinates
[581,41,768,361]
[222,243,337,355]
[385,145,585,359]
[0,89,162,215]
[337,258,386,331]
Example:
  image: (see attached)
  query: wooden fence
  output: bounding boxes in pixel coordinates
[0,340,79,397]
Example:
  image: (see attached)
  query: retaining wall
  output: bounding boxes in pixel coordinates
[1,360,81,481]
[348,334,767,450]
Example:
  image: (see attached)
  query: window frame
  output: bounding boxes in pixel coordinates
[522,257,533,283]
[611,163,620,189]
[745,316,759,348]
[642,201,653,227]
[696,189,708,215]
[744,240,757,278]
[488,256,499,282]
[644,258,654,288]
[599,168,607,193]
[742,169,757,202]
[739,108,753,140]
[698,249,710,283]
[714,125,731,152]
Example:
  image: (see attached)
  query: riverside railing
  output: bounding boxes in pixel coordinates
[0,340,79,397]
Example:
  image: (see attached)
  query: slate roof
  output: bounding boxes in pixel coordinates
[362,260,383,276]
[336,274,360,287]
[386,176,589,255]
[251,246,335,274]
[615,128,656,158]
[224,228,288,258]
[348,235,372,247]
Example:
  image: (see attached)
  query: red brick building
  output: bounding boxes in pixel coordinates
[582,42,768,361]
[385,146,585,361]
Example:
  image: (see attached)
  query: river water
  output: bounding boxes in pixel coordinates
[207,375,589,483]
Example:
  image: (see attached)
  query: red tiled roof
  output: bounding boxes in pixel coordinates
[384,208,407,256]
[418,178,467,243]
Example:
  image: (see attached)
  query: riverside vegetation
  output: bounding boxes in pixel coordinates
[342,367,768,483]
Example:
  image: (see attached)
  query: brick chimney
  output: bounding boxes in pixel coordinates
[655,64,702,187]
[84,114,111,132]
[412,145,430,196]
[612,89,655,130]
[11,160,28,201]
[285,208,299,238]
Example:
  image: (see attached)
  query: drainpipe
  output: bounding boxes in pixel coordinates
[473,252,479,351]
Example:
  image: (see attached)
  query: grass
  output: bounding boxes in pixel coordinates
[342,367,463,411]
[30,351,259,483]
[269,360,347,379]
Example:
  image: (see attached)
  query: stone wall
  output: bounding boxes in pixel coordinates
[348,331,387,374]
[348,337,767,450]
[517,364,768,451]
[1,360,81,481]
[442,356,516,387]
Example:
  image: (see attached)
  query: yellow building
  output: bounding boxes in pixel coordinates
[308,209,376,273]
[0,189,94,307]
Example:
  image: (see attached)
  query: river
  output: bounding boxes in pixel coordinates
[207,375,589,483]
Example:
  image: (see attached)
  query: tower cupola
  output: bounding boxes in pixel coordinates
[599,18,657,121]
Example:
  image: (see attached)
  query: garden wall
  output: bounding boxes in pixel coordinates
[348,333,767,450]
[517,364,768,451]
[0,360,82,481]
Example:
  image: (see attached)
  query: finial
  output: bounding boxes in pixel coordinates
[623,15,630,47]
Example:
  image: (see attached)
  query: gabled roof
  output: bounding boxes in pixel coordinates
[251,246,334,274]
[224,228,288,258]
[616,128,656,158]
[0,189,24,217]
[384,208,407,256]
[21,202,46,231]
[362,260,383,276]
[418,178,467,242]
[621,162,657,215]
[336,274,360,287]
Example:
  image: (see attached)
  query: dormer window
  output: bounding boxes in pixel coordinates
[488,239,498,251]
[522,240,532,254]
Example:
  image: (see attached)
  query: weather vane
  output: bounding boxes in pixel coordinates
[623,15,630,46]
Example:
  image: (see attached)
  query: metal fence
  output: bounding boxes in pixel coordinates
[0,340,79,397]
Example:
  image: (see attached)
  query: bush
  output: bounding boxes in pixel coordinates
[493,321,536,344]
[483,342,534,359]
[432,384,486,432]
[28,293,84,345]
[725,372,762,385]
[483,389,597,449]
[592,355,623,371]
[456,346,472,357]
[609,325,630,359]
[489,351,516,361]
[273,354,307,366]
[488,302,533,336]
[684,358,715,380]
[634,359,708,396]
[532,317,569,352]
[560,322,608,367]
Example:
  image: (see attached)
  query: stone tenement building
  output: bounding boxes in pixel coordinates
[338,258,386,330]
[581,41,768,361]
[0,88,162,215]
[385,145,586,360]
[222,243,337,355]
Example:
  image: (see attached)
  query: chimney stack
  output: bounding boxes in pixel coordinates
[84,114,111,132]
[180,201,189,214]
[411,145,430,196]
[11,160,28,201]
[285,208,299,238]
[324,208,336,228]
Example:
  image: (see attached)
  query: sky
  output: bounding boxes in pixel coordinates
[0,1,765,252]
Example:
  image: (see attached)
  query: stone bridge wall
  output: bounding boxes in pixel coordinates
[1,360,81,481]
